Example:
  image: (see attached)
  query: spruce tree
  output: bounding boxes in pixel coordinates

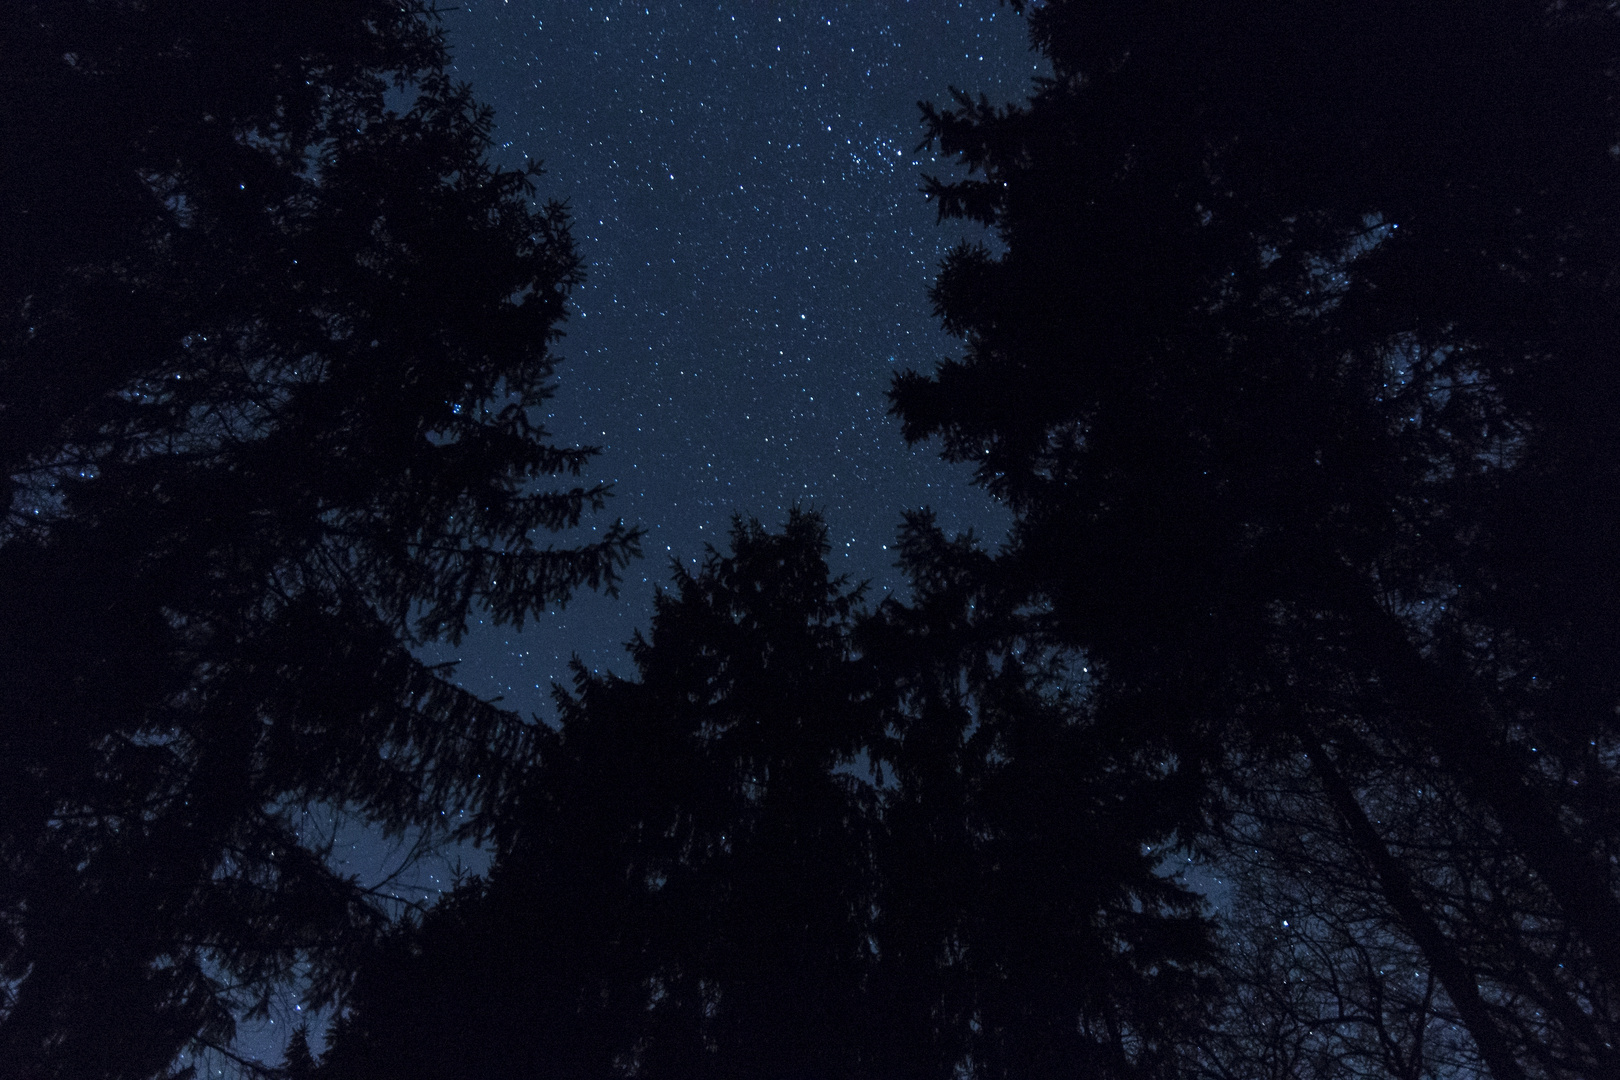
[0,4,636,1075]
[894,3,1620,1076]
[319,513,1215,1080]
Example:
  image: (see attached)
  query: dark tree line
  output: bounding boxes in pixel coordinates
[890,1,1620,1077]
[1,3,635,1077]
[5,2,1620,1079]
[319,512,1214,1080]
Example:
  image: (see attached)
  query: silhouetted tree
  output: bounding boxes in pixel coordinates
[859,512,1217,1080]
[894,3,1620,1077]
[0,4,637,1076]
[283,1027,318,1080]
[318,513,1215,1080]
[1193,727,1619,1080]
[1191,763,1481,1080]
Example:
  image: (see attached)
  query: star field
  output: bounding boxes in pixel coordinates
[432,0,1041,716]
[222,2,1041,1068]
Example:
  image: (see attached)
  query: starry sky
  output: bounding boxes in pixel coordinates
[223,1,1047,1068]
[425,0,1043,718]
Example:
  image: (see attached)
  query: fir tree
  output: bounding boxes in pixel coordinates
[320,513,1214,1080]
[895,3,1620,1076]
[0,4,637,1075]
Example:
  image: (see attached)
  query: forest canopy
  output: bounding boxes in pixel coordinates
[1,2,635,1076]
[318,511,1215,1079]
[892,1,1620,1077]
[4,2,1619,1079]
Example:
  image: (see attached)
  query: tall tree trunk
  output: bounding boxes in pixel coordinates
[1298,730,1529,1080]
[1342,584,1620,988]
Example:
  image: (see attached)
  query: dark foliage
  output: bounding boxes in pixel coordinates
[894,2,1620,1077]
[0,3,637,1076]
[319,513,1215,1080]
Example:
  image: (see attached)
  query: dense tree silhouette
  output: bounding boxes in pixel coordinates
[859,512,1216,1080]
[894,2,1620,1077]
[1192,764,1481,1080]
[0,4,636,1076]
[318,513,1215,1080]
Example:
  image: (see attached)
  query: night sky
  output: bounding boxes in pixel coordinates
[224,1,1045,1068]
[432,0,1042,718]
